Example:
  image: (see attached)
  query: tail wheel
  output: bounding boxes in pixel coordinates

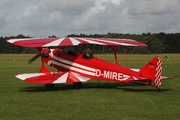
[45,84,54,89]
[73,82,82,87]
[156,87,161,92]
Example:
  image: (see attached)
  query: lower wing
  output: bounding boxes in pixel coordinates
[15,72,90,84]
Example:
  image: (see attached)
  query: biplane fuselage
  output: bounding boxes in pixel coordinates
[42,48,143,83]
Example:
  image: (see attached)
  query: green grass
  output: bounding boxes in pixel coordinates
[0,54,180,120]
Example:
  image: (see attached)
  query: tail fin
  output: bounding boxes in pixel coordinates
[139,57,162,88]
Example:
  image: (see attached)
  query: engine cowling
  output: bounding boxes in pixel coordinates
[41,48,51,58]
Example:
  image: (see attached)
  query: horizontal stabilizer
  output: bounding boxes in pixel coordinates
[15,72,90,84]
[131,68,168,80]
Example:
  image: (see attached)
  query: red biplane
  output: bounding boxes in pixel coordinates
[7,37,167,92]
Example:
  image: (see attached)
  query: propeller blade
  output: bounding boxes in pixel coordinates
[28,53,40,64]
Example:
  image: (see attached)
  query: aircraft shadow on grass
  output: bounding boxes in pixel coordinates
[19,82,172,93]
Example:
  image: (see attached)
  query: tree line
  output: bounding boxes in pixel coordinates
[1,32,180,54]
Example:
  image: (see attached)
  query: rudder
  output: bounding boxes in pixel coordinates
[139,57,162,89]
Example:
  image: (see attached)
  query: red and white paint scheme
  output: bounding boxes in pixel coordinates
[7,37,168,92]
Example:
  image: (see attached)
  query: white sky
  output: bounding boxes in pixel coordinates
[0,0,180,37]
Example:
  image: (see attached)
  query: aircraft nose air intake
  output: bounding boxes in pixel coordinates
[41,48,51,58]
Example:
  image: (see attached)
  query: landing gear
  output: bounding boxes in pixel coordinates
[73,82,82,87]
[45,84,54,89]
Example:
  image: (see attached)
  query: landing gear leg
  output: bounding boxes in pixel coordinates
[73,82,82,87]
[45,84,54,89]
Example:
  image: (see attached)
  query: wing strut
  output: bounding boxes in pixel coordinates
[110,46,119,65]
[123,47,128,67]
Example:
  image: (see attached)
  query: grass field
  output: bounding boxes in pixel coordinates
[0,54,180,120]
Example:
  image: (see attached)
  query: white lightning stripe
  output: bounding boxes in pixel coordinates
[131,68,140,72]
[87,38,135,46]
[69,37,81,45]
[133,76,138,80]
[43,38,65,47]
[77,38,106,45]
[72,72,90,82]
[53,72,68,83]
[16,73,45,80]
[51,54,96,72]
[50,60,95,76]
[7,38,40,43]
[121,75,130,80]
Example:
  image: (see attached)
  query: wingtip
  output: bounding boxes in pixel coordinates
[6,39,14,43]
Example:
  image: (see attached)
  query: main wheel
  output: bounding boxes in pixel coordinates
[73,82,82,87]
[45,84,54,89]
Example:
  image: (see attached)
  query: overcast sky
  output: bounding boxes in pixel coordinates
[1,0,180,37]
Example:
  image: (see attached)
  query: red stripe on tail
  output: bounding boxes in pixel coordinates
[154,58,162,87]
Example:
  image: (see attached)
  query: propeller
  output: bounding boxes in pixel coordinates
[28,53,40,64]
[28,48,51,64]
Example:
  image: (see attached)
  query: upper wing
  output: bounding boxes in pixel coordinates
[7,37,147,48]
[16,72,90,84]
